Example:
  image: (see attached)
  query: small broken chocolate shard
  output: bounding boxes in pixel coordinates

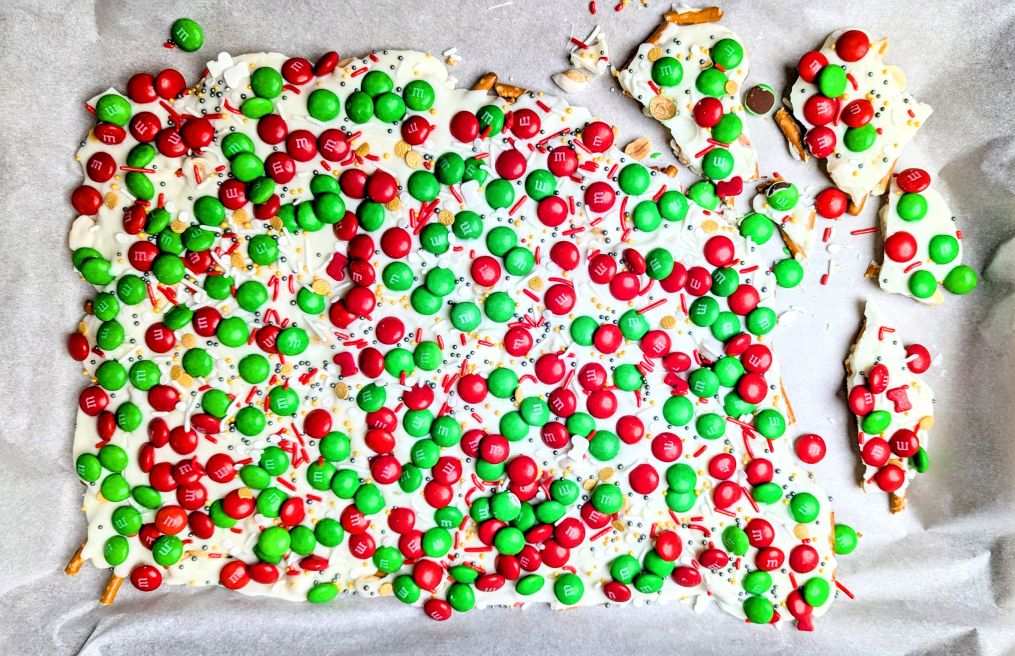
[744,84,776,116]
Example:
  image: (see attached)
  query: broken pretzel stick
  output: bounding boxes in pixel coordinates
[649,6,724,44]
[100,574,124,606]
[495,81,527,102]
[65,541,86,576]
[472,72,498,92]
[775,108,808,162]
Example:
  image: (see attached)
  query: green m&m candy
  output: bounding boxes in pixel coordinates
[554,573,584,605]
[125,172,154,201]
[235,280,268,312]
[790,491,821,523]
[834,523,859,555]
[235,406,266,436]
[803,576,831,606]
[222,132,255,158]
[928,234,959,264]
[651,56,683,87]
[499,411,529,441]
[754,408,786,438]
[696,413,726,440]
[486,226,517,257]
[296,288,325,314]
[95,94,131,126]
[419,223,449,254]
[319,431,351,462]
[201,389,232,418]
[662,394,693,427]
[356,383,386,412]
[485,179,515,209]
[315,518,345,547]
[618,163,650,195]
[711,267,739,296]
[385,347,415,377]
[591,483,623,514]
[361,70,393,97]
[611,554,641,584]
[494,526,525,555]
[383,261,414,291]
[251,67,283,99]
[403,79,435,111]
[374,92,406,123]
[702,147,734,180]
[435,152,466,185]
[689,368,719,397]
[774,257,804,287]
[721,525,749,555]
[550,479,579,505]
[658,190,689,221]
[696,67,727,98]
[96,361,127,390]
[525,169,556,200]
[687,180,719,210]
[238,353,270,383]
[944,265,977,295]
[308,89,341,121]
[907,270,937,299]
[182,348,213,377]
[96,320,124,350]
[169,18,203,52]
[743,596,774,624]
[634,572,664,594]
[477,105,505,137]
[665,489,697,512]
[355,483,385,514]
[589,430,621,461]
[127,143,155,169]
[289,526,316,555]
[450,302,482,331]
[613,364,643,392]
[307,583,338,604]
[690,296,720,327]
[747,306,777,335]
[413,341,443,370]
[268,385,300,415]
[712,38,744,69]
[340,91,371,123]
[618,309,649,340]
[844,124,877,152]
[257,526,291,559]
[452,210,483,239]
[861,409,891,435]
[447,583,475,612]
[112,506,142,536]
[817,64,847,98]
[484,291,515,322]
[331,469,361,498]
[632,200,662,231]
[152,253,185,284]
[393,575,421,604]
[516,574,545,596]
[711,113,743,144]
[752,482,782,504]
[76,453,102,483]
[116,402,142,431]
[277,326,309,355]
[570,315,598,345]
[504,247,535,276]
[743,570,772,595]
[103,535,129,567]
[487,367,518,398]
[152,534,183,567]
[100,473,130,502]
[767,182,799,211]
[565,412,594,438]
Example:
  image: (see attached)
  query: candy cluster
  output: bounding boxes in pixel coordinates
[67,47,855,626]
[785,29,933,211]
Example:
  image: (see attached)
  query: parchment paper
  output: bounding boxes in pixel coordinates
[1,1,1013,654]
